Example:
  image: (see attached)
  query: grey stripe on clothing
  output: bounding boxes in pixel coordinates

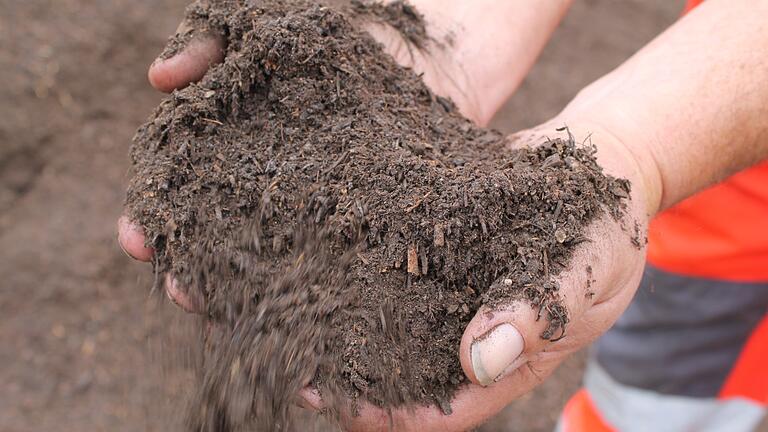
[594,265,768,397]
[578,362,766,432]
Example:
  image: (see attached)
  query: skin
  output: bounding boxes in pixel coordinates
[119,0,768,430]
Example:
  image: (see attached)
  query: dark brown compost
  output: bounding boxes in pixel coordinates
[125,0,631,430]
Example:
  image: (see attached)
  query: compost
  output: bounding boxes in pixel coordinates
[125,0,630,429]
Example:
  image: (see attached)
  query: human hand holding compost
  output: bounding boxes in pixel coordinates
[119,0,768,430]
[342,2,768,429]
[119,0,574,315]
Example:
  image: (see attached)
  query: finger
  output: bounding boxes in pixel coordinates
[118,218,206,314]
[165,274,205,314]
[117,216,154,262]
[458,253,599,386]
[568,280,638,345]
[298,387,323,411]
[298,363,564,431]
[148,29,225,93]
[341,358,563,432]
[345,401,446,432]
[459,217,635,386]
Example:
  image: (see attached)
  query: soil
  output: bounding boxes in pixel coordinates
[1,0,688,431]
[125,0,630,430]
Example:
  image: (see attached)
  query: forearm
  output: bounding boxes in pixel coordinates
[415,0,574,124]
[558,0,768,215]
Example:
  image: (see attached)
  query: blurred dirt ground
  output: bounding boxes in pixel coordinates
[0,1,680,431]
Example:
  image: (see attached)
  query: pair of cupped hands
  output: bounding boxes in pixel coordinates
[118,5,655,431]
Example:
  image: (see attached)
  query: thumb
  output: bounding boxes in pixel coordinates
[148,20,225,93]
[459,269,596,386]
[459,219,634,386]
[459,301,548,387]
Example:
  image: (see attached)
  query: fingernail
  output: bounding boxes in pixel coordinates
[117,234,137,260]
[471,323,524,386]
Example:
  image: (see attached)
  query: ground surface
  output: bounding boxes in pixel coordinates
[1,1,683,431]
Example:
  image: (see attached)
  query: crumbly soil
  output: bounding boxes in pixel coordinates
[125,0,630,430]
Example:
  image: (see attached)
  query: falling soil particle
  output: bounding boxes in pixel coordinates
[125,0,631,430]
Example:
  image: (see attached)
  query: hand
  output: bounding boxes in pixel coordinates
[117,2,597,430]
[121,0,768,429]
[120,0,571,309]
[303,122,657,431]
[356,0,768,427]
[118,25,225,312]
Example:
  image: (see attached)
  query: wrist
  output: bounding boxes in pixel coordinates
[402,0,573,125]
[575,122,662,221]
[551,73,664,218]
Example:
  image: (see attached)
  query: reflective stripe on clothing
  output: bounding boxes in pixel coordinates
[558,265,768,431]
[594,265,768,398]
[557,363,766,432]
